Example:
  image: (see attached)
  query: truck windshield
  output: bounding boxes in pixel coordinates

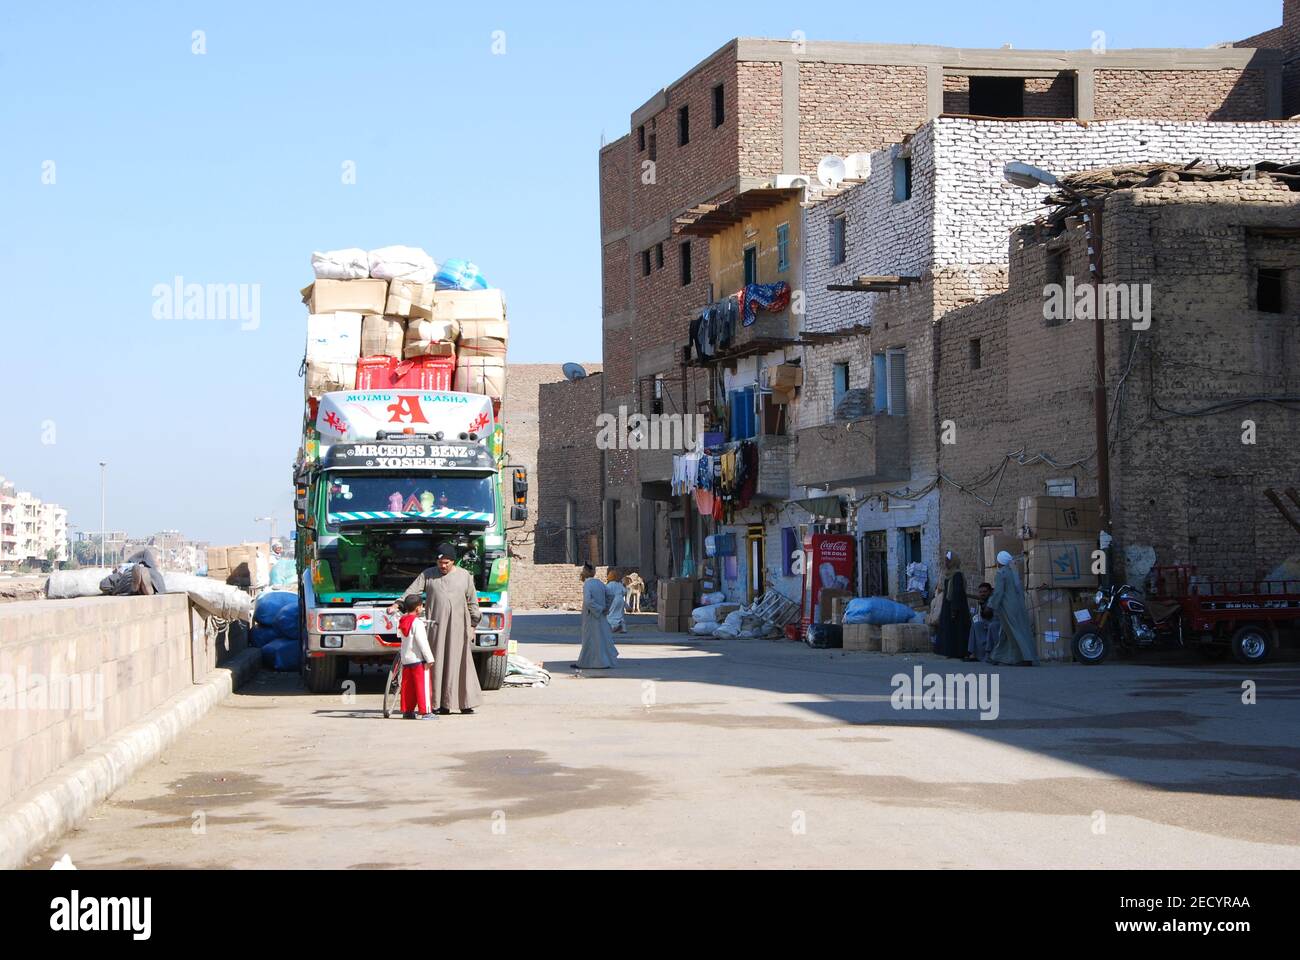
[326,473,494,527]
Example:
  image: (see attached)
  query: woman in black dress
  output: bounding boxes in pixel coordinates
[935,550,972,659]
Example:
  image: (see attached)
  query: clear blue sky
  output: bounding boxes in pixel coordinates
[0,0,1280,546]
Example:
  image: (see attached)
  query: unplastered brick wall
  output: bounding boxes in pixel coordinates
[599,136,630,236]
[1103,179,1300,580]
[1235,0,1300,119]
[628,47,741,228]
[942,73,1075,118]
[797,62,929,174]
[928,118,1300,268]
[1093,69,1269,121]
[535,373,605,570]
[802,124,936,335]
[738,60,783,177]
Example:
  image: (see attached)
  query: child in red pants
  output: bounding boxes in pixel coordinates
[397,595,435,720]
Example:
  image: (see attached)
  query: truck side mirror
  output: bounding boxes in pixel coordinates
[510,466,528,521]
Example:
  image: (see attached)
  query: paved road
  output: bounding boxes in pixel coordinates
[29,613,1300,868]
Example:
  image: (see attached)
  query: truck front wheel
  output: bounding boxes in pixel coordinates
[477,651,508,691]
[304,654,341,693]
[1230,625,1272,665]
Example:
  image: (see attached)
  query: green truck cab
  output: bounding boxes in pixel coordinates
[293,389,525,693]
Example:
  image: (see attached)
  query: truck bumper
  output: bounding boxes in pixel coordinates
[306,610,509,657]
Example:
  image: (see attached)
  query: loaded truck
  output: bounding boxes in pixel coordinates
[292,388,526,693]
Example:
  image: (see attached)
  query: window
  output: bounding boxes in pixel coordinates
[776,223,789,273]
[1045,477,1077,497]
[678,105,690,146]
[832,362,850,409]
[743,245,758,286]
[713,83,725,127]
[892,155,912,202]
[655,242,664,270]
[652,375,664,416]
[886,348,907,416]
[1257,268,1285,313]
[872,353,888,413]
[640,249,651,277]
[637,124,646,152]
[830,215,847,265]
[969,76,1025,117]
[1046,247,1066,288]
[969,337,982,370]
[680,241,692,286]
[564,498,578,564]
[729,387,757,441]
[648,129,657,161]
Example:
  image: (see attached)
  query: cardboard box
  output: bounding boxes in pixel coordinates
[818,588,852,624]
[671,594,695,616]
[1016,496,1100,542]
[361,315,405,357]
[301,279,388,315]
[662,578,694,601]
[1024,539,1099,590]
[305,361,357,399]
[457,337,508,358]
[454,357,506,398]
[765,364,804,390]
[457,318,510,341]
[385,280,434,318]
[842,622,882,652]
[1029,588,1074,662]
[206,567,231,583]
[306,312,363,364]
[881,622,931,654]
[982,533,1021,572]
[430,289,506,327]
[656,608,688,633]
[206,546,229,572]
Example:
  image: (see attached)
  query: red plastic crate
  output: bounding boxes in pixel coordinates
[355,356,397,389]
[394,356,455,390]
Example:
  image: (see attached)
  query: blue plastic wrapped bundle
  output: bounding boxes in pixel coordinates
[269,559,296,587]
[434,259,489,291]
[261,638,302,672]
[270,598,300,638]
[843,596,918,625]
[250,624,280,649]
[254,590,297,627]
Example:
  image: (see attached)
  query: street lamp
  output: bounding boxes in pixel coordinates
[98,461,107,568]
[255,515,278,546]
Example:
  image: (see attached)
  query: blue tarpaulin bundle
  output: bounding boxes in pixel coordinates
[270,559,296,587]
[434,259,489,291]
[252,591,301,667]
[843,596,918,625]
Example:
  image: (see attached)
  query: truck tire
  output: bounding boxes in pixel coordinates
[1072,630,1108,665]
[477,651,508,691]
[304,654,340,693]
[1230,625,1272,665]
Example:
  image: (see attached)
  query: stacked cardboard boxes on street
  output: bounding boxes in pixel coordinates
[657,578,696,633]
[206,543,271,589]
[301,247,508,413]
[1014,496,1101,662]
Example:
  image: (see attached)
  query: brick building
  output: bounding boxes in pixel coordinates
[599,35,1285,589]
[499,363,601,609]
[1237,0,1300,118]
[937,173,1300,586]
[798,117,1300,598]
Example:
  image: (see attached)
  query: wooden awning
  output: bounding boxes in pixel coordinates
[674,188,804,237]
[826,275,921,293]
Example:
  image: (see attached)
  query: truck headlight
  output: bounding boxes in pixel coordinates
[482,613,505,630]
[477,633,499,646]
[322,635,344,649]
[318,613,356,632]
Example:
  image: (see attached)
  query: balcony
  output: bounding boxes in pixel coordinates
[793,413,910,488]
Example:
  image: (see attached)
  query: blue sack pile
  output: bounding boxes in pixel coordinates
[252,591,301,671]
[843,596,918,626]
[434,258,489,291]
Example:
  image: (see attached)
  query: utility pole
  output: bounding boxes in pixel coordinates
[1081,197,1114,585]
[98,461,107,568]
[255,515,277,546]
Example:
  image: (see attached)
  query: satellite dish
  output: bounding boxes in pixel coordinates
[562,363,588,381]
[844,152,872,180]
[816,155,848,188]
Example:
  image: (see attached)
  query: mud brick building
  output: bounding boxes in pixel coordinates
[598,35,1286,587]
[796,117,1300,597]
[938,174,1300,584]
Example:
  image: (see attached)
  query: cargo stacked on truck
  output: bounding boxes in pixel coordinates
[293,248,525,693]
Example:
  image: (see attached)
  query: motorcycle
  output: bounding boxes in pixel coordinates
[1072,582,1181,665]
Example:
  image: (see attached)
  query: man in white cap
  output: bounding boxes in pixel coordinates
[987,550,1037,665]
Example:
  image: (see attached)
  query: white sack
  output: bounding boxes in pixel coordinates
[368,245,436,283]
[311,248,370,280]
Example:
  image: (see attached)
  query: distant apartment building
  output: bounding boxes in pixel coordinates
[0,475,68,570]
[598,32,1286,585]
